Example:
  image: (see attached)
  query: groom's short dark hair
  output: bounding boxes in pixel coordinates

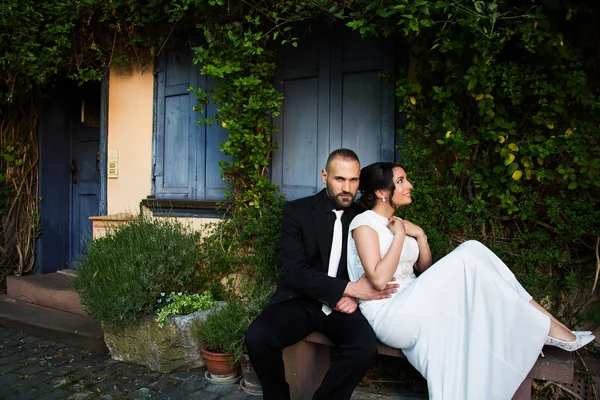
[325,149,360,173]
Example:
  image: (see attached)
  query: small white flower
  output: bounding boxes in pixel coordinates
[160,292,165,297]
[177,292,182,296]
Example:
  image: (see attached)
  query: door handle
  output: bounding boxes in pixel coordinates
[96,151,100,172]
[70,160,78,184]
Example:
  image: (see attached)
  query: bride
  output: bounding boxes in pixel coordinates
[347,162,595,399]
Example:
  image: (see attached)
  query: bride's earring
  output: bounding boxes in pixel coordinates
[381,197,385,202]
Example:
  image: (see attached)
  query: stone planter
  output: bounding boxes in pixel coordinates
[103,308,214,373]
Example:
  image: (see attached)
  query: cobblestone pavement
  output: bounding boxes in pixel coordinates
[0,327,417,400]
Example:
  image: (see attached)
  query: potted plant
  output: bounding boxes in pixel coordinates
[201,298,246,381]
[201,280,271,393]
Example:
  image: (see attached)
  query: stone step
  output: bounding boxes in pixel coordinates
[7,272,87,316]
[0,294,107,353]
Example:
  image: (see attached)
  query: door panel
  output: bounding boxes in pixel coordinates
[273,25,395,200]
[342,71,383,168]
[281,78,319,189]
[70,97,100,264]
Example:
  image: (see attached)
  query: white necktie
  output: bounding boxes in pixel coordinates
[323,210,344,315]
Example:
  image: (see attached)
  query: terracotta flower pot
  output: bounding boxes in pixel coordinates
[200,344,239,379]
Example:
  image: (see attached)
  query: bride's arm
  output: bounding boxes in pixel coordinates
[401,220,433,272]
[352,221,406,290]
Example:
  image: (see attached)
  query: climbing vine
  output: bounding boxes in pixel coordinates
[0,1,599,330]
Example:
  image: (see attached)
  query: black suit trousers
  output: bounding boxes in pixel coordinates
[245,296,378,400]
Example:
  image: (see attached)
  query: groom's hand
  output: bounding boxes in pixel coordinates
[344,274,399,301]
[334,296,358,314]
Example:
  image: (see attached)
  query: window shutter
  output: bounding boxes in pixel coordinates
[154,50,198,199]
[154,50,229,200]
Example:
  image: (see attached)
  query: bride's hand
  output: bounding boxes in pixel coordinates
[401,220,425,239]
[387,216,406,236]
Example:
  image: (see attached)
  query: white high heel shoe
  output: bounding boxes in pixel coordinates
[572,330,593,336]
[545,334,595,352]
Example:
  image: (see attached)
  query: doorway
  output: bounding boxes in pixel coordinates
[36,82,104,273]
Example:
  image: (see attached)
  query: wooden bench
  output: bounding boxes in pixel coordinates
[282,332,574,400]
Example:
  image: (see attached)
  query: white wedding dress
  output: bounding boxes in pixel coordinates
[347,210,551,400]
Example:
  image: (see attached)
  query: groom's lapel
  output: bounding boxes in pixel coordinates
[312,193,330,271]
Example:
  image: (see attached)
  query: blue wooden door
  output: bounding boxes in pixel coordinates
[272,26,395,199]
[70,92,100,265]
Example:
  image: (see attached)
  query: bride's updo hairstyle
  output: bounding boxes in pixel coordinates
[358,162,402,210]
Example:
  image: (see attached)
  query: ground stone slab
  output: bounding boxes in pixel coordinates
[103,310,213,373]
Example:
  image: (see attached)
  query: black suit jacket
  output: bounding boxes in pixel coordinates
[269,189,364,310]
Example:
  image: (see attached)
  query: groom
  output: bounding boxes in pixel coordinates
[245,149,399,400]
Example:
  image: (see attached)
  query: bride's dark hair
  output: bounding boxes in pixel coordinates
[358,162,405,209]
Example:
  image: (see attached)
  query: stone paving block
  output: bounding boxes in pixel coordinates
[204,382,240,395]
[12,374,48,390]
[94,378,122,392]
[222,388,255,399]
[67,390,96,399]
[10,387,48,400]
[185,390,219,400]
[119,378,147,393]
[170,370,202,381]
[0,361,19,374]
[35,339,58,347]
[128,387,159,399]
[0,372,21,387]
[147,376,181,392]
[0,385,13,398]
[177,375,208,393]
[0,345,21,357]
[0,352,26,365]
[17,364,50,375]
[156,387,185,399]
[37,389,71,400]
[47,364,77,377]
[19,335,42,344]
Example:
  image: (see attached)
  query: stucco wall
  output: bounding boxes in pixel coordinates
[105,66,219,230]
[107,66,154,215]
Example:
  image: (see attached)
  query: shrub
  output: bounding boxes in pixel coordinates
[73,215,219,331]
[202,280,272,358]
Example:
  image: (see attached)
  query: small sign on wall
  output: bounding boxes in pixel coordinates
[108,149,118,179]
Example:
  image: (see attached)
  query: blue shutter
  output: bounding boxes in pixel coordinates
[273,27,395,200]
[154,50,197,199]
[154,50,229,200]
[198,77,230,200]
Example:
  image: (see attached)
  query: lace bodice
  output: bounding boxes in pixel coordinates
[347,210,419,284]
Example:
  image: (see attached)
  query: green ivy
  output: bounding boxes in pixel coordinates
[347,0,600,322]
[2,0,600,325]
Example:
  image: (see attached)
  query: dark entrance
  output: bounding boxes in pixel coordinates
[36,83,102,273]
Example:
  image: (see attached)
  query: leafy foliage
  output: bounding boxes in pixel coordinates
[346,0,600,322]
[73,215,219,331]
[1,0,599,326]
[202,282,272,357]
[155,291,217,327]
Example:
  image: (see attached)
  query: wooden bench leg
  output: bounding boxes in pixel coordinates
[283,340,331,400]
[512,377,532,400]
